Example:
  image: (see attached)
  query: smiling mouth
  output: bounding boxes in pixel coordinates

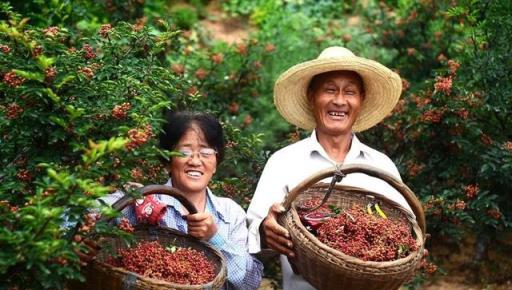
[186,170,203,177]
[328,111,348,118]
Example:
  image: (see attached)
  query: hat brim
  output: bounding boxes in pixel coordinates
[274,56,402,132]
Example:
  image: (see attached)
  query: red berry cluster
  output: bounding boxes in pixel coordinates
[99,24,112,38]
[416,249,437,275]
[45,67,57,83]
[126,127,152,150]
[297,198,330,213]
[447,59,460,75]
[313,205,418,262]
[16,169,32,182]
[112,102,131,119]
[79,213,100,233]
[6,103,24,119]
[118,217,135,233]
[171,63,185,75]
[43,26,59,37]
[107,241,216,285]
[487,208,502,220]
[146,164,163,180]
[50,256,68,266]
[480,133,493,146]
[221,183,237,197]
[3,71,25,88]
[0,200,18,213]
[434,76,452,95]
[464,184,479,199]
[505,141,512,152]
[130,167,144,181]
[211,53,224,64]
[82,44,96,60]
[421,109,444,123]
[195,68,207,80]
[0,44,10,54]
[32,46,43,58]
[78,66,95,79]
[236,43,247,55]
[264,43,275,53]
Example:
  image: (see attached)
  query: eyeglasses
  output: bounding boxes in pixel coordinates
[176,147,217,160]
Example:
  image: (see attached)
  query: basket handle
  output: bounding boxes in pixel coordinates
[281,163,426,235]
[110,185,198,215]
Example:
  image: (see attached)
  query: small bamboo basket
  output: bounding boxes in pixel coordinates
[71,185,227,290]
[277,164,426,290]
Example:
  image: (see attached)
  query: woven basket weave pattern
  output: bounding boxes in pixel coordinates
[70,185,227,290]
[82,226,227,290]
[278,165,425,290]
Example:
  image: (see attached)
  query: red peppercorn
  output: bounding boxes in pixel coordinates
[107,241,216,285]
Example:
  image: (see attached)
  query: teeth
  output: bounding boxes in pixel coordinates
[186,171,202,177]
[329,111,347,117]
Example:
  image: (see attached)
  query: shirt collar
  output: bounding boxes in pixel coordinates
[307,130,367,163]
[158,179,228,223]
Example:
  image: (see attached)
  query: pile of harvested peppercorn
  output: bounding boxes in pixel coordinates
[106,241,216,285]
[298,199,417,262]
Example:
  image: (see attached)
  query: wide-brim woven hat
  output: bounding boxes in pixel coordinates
[274,46,402,132]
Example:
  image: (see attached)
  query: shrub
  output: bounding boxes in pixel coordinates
[362,0,512,261]
[0,7,184,289]
[0,3,267,287]
[171,6,199,30]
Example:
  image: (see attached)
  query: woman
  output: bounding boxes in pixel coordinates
[104,111,263,290]
[246,46,414,289]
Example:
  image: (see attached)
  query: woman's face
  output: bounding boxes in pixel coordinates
[169,125,217,196]
[308,71,364,137]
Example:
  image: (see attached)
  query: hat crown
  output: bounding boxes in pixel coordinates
[317,46,355,59]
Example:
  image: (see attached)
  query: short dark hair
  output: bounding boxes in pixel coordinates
[159,111,225,164]
[307,70,365,99]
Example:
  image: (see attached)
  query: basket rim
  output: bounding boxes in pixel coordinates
[91,225,227,288]
[282,164,427,235]
[289,183,424,267]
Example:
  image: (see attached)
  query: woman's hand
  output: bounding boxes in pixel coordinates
[186,212,218,240]
[260,203,294,257]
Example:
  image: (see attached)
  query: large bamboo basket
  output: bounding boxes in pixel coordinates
[277,164,426,290]
[71,185,227,290]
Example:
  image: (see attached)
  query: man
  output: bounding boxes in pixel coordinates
[247,46,413,289]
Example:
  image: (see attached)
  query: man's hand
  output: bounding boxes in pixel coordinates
[260,203,294,257]
[186,212,218,240]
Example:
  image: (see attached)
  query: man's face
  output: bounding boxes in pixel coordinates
[308,71,364,137]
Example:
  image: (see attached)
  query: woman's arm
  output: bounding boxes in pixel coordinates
[208,202,263,290]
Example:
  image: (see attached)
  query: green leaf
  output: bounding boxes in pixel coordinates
[55,75,76,89]
[49,116,67,128]
[65,105,85,119]
[13,69,44,82]
[165,245,177,253]
[43,88,61,103]
[36,55,55,69]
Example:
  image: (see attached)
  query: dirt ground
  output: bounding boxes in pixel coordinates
[199,1,250,44]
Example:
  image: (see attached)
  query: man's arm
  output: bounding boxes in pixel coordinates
[246,155,294,256]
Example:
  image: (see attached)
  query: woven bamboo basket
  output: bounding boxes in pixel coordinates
[71,185,227,290]
[277,164,426,290]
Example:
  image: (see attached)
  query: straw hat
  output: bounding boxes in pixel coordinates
[274,46,402,132]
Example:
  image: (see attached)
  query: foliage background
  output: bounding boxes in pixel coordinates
[1,0,511,289]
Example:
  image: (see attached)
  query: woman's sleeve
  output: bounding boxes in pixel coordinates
[208,202,263,290]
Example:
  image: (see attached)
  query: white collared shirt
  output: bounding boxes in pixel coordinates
[246,131,412,290]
